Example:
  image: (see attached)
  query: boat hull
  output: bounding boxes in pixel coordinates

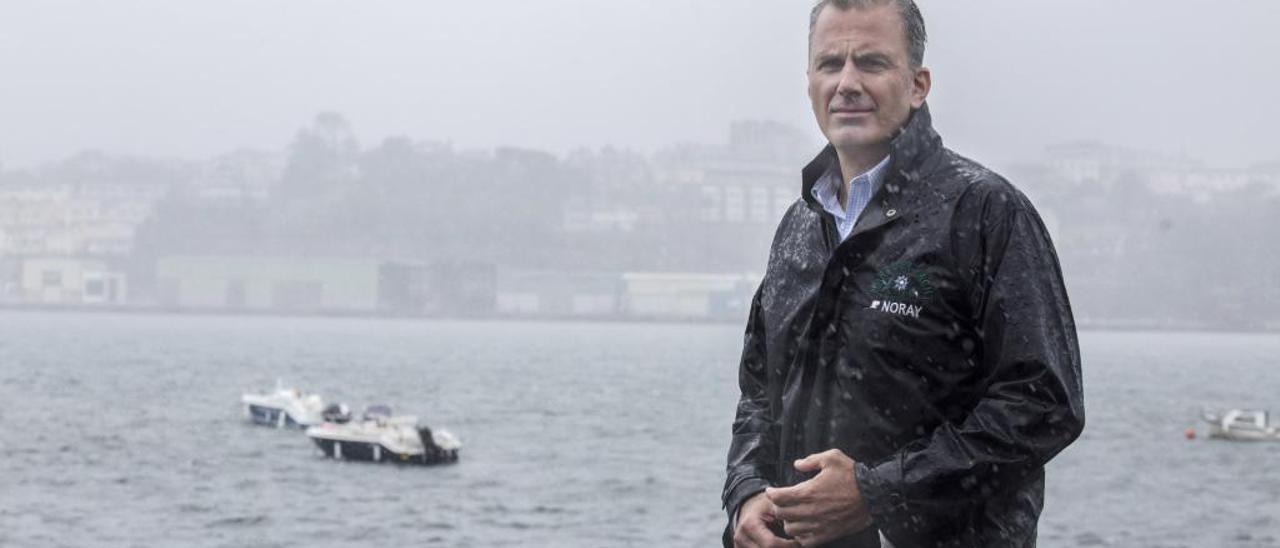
[309,437,459,465]
[246,404,312,429]
[1207,426,1280,442]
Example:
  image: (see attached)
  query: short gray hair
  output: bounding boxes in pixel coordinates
[808,0,927,68]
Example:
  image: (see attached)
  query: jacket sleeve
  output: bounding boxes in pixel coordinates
[722,286,778,522]
[856,184,1086,515]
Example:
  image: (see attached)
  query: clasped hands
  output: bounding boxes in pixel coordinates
[732,449,873,548]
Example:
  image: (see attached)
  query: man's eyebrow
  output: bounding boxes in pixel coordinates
[811,49,845,62]
[854,51,895,64]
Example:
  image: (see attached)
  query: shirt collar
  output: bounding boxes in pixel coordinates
[800,105,945,215]
[811,154,892,218]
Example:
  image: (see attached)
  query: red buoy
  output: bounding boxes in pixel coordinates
[1184,427,1196,440]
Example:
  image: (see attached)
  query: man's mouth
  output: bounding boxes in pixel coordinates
[831,107,874,115]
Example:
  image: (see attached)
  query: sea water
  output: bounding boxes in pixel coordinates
[1,311,1277,547]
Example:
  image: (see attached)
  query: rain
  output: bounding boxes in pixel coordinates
[1,1,1278,546]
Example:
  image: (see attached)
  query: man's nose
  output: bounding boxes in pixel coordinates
[836,64,863,97]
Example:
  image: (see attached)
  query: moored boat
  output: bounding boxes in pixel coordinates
[1201,408,1280,441]
[306,405,460,465]
[241,381,327,429]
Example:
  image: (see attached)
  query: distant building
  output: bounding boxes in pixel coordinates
[653,120,818,226]
[0,257,17,302]
[496,269,620,318]
[1040,141,1280,199]
[1042,141,1190,187]
[491,269,759,321]
[560,203,641,233]
[421,262,497,317]
[1148,166,1280,200]
[0,157,173,259]
[157,256,406,314]
[153,256,495,317]
[18,257,127,305]
[621,272,758,321]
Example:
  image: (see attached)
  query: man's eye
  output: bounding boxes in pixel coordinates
[818,60,842,71]
[858,60,888,72]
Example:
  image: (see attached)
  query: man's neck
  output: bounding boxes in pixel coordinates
[834,145,890,208]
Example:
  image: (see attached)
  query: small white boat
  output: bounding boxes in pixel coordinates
[1201,409,1280,441]
[240,381,327,429]
[306,405,461,465]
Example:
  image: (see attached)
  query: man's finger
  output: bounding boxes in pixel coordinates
[738,517,795,548]
[782,518,816,541]
[795,448,852,474]
[772,501,816,522]
[792,453,821,473]
[764,484,807,507]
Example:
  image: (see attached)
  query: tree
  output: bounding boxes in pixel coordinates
[275,112,360,201]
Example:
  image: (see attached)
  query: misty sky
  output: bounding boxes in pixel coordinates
[2,0,1277,170]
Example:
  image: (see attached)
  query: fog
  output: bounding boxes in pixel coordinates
[2,0,1278,328]
[3,1,1278,168]
[3,2,1280,546]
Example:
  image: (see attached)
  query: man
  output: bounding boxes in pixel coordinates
[723,1,1085,547]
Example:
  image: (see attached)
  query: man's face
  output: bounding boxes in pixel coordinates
[807,4,931,153]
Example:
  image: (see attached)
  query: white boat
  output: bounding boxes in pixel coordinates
[1201,409,1280,441]
[306,405,461,465]
[240,381,327,429]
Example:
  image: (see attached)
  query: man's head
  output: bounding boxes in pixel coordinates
[807,0,931,157]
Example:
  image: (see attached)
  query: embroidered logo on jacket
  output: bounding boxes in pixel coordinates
[868,262,937,319]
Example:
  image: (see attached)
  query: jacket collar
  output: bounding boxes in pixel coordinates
[800,103,945,239]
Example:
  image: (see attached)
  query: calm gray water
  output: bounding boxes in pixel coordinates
[1,311,1278,547]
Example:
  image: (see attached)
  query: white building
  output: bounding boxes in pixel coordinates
[0,178,168,259]
[19,257,127,305]
[622,272,759,321]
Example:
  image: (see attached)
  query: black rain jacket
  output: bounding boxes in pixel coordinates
[722,105,1085,548]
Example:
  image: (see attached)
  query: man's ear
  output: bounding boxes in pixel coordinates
[911,66,932,109]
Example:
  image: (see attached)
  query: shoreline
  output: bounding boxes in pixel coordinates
[2,302,1276,334]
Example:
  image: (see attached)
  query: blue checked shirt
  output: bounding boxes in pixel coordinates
[811,154,892,241]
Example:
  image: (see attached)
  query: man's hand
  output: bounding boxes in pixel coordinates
[765,449,873,547]
[733,492,802,548]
